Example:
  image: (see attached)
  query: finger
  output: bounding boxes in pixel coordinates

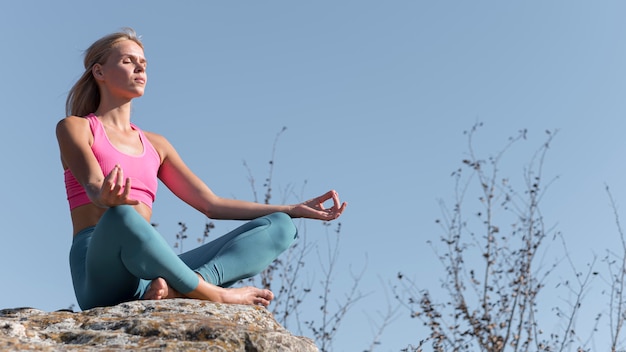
[111,180,123,196]
[103,165,118,191]
[323,190,341,211]
[122,177,133,198]
[330,190,341,210]
[319,190,334,202]
[316,190,334,210]
[335,201,347,218]
[107,165,123,194]
[104,165,118,180]
[324,201,347,220]
[122,178,140,205]
[115,166,125,194]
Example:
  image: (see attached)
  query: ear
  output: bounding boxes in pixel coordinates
[92,63,104,81]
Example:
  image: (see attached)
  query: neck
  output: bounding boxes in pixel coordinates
[94,101,133,130]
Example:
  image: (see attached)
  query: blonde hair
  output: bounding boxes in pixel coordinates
[65,27,144,117]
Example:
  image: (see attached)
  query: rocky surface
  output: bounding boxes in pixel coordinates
[0,299,318,351]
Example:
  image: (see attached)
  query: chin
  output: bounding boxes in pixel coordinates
[130,90,145,98]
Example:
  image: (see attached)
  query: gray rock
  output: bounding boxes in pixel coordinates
[0,299,318,351]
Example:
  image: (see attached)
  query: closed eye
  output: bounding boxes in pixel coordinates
[121,56,147,66]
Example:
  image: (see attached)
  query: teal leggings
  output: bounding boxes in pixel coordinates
[69,205,297,310]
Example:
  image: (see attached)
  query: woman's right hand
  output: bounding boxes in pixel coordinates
[222,286,275,307]
[92,165,140,207]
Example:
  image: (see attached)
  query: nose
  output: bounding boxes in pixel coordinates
[134,64,145,73]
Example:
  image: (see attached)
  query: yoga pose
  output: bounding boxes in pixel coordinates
[56,28,347,311]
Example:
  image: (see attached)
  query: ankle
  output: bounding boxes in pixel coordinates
[195,272,205,282]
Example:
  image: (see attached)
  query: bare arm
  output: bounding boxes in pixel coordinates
[56,116,139,208]
[146,132,347,221]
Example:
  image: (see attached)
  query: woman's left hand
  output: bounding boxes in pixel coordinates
[290,190,347,221]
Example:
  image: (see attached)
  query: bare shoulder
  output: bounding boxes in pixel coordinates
[143,130,176,156]
[56,116,90,140]
[55,116,94,169]
[56,115,86,127]
[143,130,170,147]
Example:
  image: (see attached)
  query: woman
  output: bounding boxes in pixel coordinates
[56,28,347,311]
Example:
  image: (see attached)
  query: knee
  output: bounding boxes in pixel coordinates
[98,205,152,241]
[101,205,136,222]
[266,212,297,251]
[268,212,297,236]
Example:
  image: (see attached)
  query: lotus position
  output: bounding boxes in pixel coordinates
[56,28,347,311]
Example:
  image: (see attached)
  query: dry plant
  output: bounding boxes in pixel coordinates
[603,185,626,351]
[395,123,593,352]
[240,127,371,352]
[173,221,187,254]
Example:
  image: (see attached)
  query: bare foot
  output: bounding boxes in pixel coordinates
[142,278,184,300]
[222,287,275,307]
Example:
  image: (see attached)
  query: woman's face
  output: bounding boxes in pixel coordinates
[94,40,147,100]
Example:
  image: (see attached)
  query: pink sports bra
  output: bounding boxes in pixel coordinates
[64,114,161,210]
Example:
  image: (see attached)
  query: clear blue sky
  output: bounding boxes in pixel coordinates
[2,1,626,351]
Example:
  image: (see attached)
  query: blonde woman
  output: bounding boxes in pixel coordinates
[56,28,347,311]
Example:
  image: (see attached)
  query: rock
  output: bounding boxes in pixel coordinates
[0,299,318,351]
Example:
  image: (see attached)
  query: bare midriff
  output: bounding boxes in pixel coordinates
[70,203,152,236]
